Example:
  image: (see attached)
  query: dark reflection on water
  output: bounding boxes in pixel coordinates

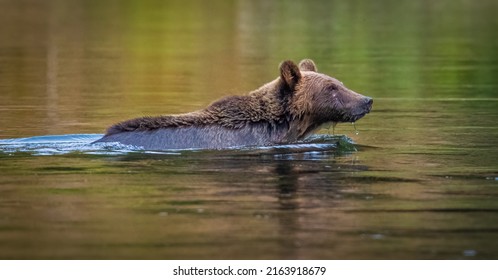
[1,0,498,259]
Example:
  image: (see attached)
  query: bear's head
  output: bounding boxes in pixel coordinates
[280,59,373,130]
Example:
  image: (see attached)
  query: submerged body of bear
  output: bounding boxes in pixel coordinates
[95,59,373,150]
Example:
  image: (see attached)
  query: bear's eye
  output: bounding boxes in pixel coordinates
[329,84,339,91]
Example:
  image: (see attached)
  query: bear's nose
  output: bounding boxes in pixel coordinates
[364,97,373,112]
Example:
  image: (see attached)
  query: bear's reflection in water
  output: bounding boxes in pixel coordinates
[108,140,367,258]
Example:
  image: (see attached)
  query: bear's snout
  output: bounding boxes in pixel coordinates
[357,96,373,118]
[364,97,373,113]
[345,96,373,123]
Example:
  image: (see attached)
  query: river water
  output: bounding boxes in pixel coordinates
[1,0,497,259]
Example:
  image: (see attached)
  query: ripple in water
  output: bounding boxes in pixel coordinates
[0,133,357,156]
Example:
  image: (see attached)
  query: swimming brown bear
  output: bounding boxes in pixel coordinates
[95,59,372,150]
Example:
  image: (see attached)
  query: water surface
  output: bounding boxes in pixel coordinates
[1,0,498,259]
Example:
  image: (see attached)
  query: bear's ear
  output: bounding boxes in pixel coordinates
[279,60,301,89]
[298,59,317,72]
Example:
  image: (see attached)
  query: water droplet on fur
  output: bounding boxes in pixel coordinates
[352,122,359,135]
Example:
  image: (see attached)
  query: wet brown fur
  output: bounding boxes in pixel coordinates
[103,59,372,146]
